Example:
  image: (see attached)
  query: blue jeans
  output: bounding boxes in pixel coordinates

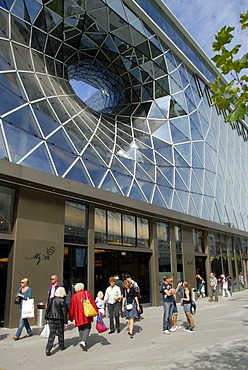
[163,301,174,331]
[15,312,32,337]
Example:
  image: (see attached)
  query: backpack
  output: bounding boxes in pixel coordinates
[190,300,197,315]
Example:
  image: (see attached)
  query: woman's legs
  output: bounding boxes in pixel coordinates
[78,322,91,350]
[128,318,134,337]
[15,315,25,337]
[23,318,32,335]
[46,321,57,352]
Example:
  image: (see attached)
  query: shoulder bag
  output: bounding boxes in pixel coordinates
[83,291,98,317]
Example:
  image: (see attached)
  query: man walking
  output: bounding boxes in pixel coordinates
[47,274,60,305]
[209,272,218,302]
[161,276,176,334]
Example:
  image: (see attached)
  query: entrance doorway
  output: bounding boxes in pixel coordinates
[195,256,207,296]
[95,249,151,303]
[0,240,12,326]
[63,245,88,306]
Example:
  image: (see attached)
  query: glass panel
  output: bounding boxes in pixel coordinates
[95,208,107,244]
[64,246,87,305]
[193,229,204,253]
[107,210,121,245]
[123,214,136,246]
[0,185,15,232]
[64,201,87,244]
[137,217,149,248]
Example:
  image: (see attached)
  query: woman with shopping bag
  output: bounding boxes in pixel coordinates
[69,283,98,352]
[13,277,33,340]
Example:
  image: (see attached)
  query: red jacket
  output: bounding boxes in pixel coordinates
[69,290,98,327]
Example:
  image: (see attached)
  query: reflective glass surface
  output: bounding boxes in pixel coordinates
[0,1,247,231]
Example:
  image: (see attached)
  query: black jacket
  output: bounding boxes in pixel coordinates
[45,296,68,324]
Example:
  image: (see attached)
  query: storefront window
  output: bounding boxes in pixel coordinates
[0,185,15,233]
[95,208,150,248]
[157,221,171,281]
[64,246,87,306]
[64,201,87,244]
[175,225,183,280]
[193,229,204,253]
[123,214,136,246]
[107,211,122,245]
[95,208,107,244]
[137,217,149,248]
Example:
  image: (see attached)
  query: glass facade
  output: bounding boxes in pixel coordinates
[64,201,87,244]
[0,186,15,233]
[0,0,247,236]
[95,207,149,248]
[157,221,171,280]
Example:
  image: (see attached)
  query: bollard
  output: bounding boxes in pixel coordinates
[191,288,197,302]
[36,302,46,327]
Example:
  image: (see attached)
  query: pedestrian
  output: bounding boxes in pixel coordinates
[122,279,140,338]
[13,278,33,340]
[69,283,98,351]
[170,281,184,331]
[95,291,105,316]
[124,274,141,319]
[221,274,230,297]
[209,272,218,302]
[45,287,68,356]
[227,275,232,296]
[114,274,124,316]
[181,281,195,332]
[196,274,205,297]
[161,275,176,335]
[47,275,60,304]
[104,277,122,334]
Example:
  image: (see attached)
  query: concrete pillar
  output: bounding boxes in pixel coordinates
[9,188,65,328]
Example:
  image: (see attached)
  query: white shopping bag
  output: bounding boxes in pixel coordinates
[21,298,35,319]
[40,323,50,338]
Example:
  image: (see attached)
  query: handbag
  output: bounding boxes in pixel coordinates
[40,323,50,338]
[83,291,98,317]
[95,314,107,333]
[14,296,21,305]
[22,298,35,319]
[138,304,143,314]
[126,303,133,310]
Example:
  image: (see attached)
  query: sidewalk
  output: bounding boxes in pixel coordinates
[1,290,248,370]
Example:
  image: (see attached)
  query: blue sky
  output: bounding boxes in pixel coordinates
[72,1,247,101]
[163,0,247,59]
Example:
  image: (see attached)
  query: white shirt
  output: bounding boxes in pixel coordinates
[104,285,121,304]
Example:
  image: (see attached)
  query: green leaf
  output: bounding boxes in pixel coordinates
[212,26,235,51]
[240,11,248,29]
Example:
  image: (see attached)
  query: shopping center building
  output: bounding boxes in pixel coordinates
[0,0,247,327]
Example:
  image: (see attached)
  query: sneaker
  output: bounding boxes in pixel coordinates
[189,327,195,332]
[183,327,190,332]
[169,326,176,332]
[163,330,170,335]
[175,325,181,330]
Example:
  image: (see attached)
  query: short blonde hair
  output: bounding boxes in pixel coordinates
[55,287,66,298]
[97,291,103,298]
[21,278,29,285]
[74,283,84,292]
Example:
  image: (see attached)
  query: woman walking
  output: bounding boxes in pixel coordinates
[45,287,68,356]
[122,279,140,338]
[13,278,32,340]
[181,281,195,332]
[69,283,98,351]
